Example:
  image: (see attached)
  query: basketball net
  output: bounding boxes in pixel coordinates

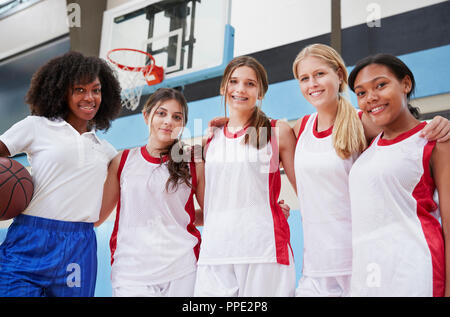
[107,48,164,111]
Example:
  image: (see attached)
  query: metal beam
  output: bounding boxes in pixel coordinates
[66,0,107,57]
[330,0,341,54]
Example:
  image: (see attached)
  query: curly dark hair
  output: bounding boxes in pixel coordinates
[25,51,122,131]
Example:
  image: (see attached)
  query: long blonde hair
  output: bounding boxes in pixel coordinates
[292,44,367,159]
[220,56,271,149]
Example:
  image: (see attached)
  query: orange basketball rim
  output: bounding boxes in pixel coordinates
[107,48,164,86]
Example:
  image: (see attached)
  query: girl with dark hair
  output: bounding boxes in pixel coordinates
[0,51,122,297]
[25,51,121,132]
[194,56,297,297]
[290,45,450,297]
[348,54,420,120]
[97,88,204,297]
[348,54,450,296]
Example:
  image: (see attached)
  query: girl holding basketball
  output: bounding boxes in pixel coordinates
[0,51,121,297]
[291,44,450,297]
[95,88,204,297]
[347,54,450,296]
[194,56,298,297]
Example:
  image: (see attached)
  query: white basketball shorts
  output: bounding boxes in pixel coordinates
[194,249,295,297]
[113,270,197,297]
[295,274,351,297]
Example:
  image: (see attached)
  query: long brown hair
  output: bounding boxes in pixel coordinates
[220,56,272,149]
[292,44,367,159]
[142,88,192,192]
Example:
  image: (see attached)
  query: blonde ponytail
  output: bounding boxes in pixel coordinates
[333,95,367,159]
[293,44,367,158]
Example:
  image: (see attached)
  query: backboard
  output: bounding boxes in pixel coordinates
[99,0,234,97]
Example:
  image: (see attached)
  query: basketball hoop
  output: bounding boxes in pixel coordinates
[107,48,164,111]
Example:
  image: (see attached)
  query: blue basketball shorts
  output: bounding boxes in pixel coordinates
[0,214,97,297]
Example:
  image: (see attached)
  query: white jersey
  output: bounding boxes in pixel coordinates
[0,116,116,222]
[198,120,291,265]
[110,146,201,287]
[349,122,444,297]
[294,113,356,276]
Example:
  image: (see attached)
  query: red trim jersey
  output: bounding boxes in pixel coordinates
[349,122,444,297]
[294,113,356,276]
[198,120,291,265]
[110,146,201,287]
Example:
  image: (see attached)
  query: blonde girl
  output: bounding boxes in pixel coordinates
[291,44,450,297]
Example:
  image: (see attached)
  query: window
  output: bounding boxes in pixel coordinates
[0,0,43,20]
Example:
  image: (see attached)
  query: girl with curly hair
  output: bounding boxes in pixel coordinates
[0,51,122,297]
[96,88,204,297]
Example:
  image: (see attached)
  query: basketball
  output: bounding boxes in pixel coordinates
[0,157,34,220]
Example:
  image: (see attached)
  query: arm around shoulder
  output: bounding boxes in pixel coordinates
[276,120,297,194]
[420,115,450,143]
[194,160,205,226]
[95,151,122,227]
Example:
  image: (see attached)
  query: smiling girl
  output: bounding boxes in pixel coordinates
[194,56,297,297]
[348,54,450,297]
[292,44,366,297]
[291,44,450,297]
[96,88,204,297]
[0,51,122,297]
